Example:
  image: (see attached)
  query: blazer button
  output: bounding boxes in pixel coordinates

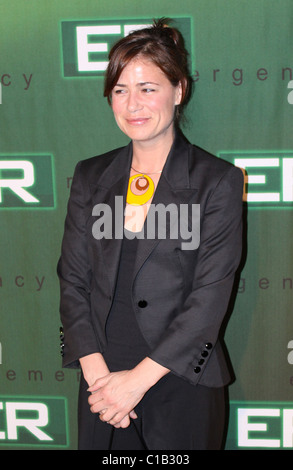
[205,342,213,349]
[194,367,201,374]
[59,326,64,341]
[138,300,148,308]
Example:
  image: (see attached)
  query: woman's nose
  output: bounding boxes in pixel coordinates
[127,91,143,112]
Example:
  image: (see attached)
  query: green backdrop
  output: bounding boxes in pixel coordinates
[1,0,292,450]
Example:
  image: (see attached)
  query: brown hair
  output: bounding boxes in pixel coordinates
[104,18,192,122]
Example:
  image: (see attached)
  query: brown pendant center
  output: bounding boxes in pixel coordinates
[135,177,149,191]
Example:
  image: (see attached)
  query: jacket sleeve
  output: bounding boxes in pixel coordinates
[148,165,244,385]
[57,161,101,368]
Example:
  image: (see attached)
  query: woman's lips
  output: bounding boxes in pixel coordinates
[126,118,150,125]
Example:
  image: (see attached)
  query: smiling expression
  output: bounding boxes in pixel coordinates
[111,58,182,148]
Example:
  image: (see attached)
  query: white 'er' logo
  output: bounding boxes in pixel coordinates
[0,161,39,203]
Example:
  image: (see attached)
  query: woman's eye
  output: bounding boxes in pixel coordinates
[142,88,155,93]
[114,88,126,94]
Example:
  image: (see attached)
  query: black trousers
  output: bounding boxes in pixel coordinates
[78,372,227,450]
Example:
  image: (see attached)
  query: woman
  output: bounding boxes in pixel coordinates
[58,19,243,450]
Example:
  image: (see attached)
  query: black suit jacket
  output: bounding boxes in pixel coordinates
[58,132,243,387]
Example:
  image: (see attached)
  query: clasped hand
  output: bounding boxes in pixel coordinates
[87,369,146,428]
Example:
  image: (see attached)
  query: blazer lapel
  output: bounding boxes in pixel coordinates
[133,132,198,278]
[89,142,132,296]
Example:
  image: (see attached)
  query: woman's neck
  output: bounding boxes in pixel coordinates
[131,130,175,173]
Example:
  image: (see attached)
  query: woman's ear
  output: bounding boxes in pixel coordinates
[175,81,183,106]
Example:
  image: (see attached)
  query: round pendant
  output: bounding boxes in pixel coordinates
[126,174,155,206]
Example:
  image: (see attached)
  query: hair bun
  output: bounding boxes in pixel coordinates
[152,18,182,48]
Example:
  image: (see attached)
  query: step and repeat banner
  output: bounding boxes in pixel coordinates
[1,0,292,450]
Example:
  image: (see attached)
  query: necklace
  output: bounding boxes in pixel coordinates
[126,166,162,206]
[131,166,163,175]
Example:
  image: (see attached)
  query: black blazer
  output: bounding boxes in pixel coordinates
[57,132,243,387]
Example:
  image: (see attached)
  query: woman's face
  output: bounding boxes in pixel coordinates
[111,58,182,147]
